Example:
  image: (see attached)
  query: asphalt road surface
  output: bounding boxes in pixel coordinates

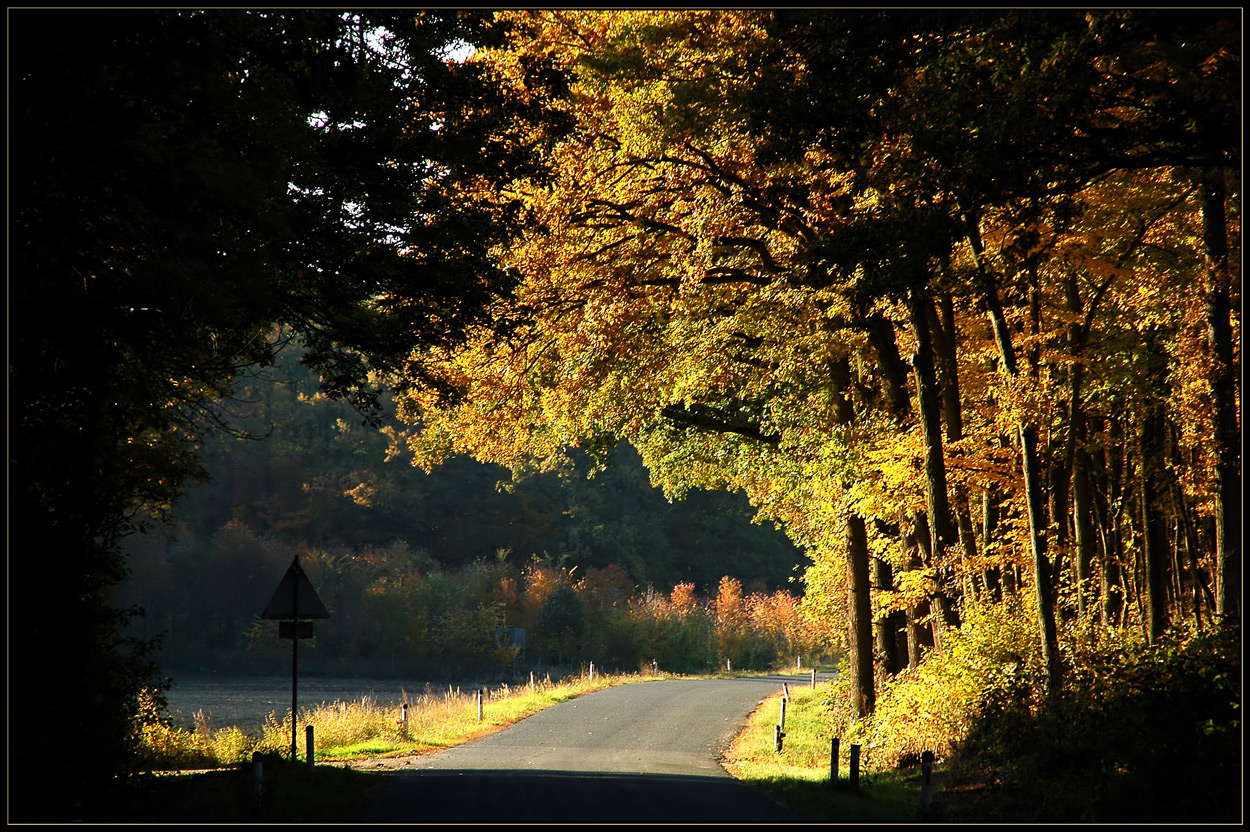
[363,674,827,824]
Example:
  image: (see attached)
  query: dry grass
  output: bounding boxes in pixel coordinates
[139,672,620,770]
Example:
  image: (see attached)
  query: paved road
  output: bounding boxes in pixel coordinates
[363,674,827,824]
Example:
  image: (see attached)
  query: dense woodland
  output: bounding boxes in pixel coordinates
[115,346,817,675]
[399,10,1241,715]
[10,10,1239,822]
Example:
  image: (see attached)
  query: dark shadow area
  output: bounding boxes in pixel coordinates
[365,769,816,823]
[937,625,1241,823]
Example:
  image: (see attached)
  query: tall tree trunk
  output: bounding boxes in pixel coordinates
[908,288,961,634]
[930,290,982,602]
[1030,265,1074,624]
[1169,519,1187,624]
[1140,405,1170,643]
[1090,416,1126,627]
[1200,167,1241,622]
[1071,406,1097,617]
[832,352,876,714]
[968,220,1063,696]
[1064,272,1097,618]
[904,512,936,663]
[845,514,875,717]
[873,556,907,675]
[866,313,912,421]
[866,313,934,674]
[981,484,1004,602]
[1172,473,1209,628]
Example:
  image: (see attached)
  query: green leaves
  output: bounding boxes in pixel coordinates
[391,8,1237,724]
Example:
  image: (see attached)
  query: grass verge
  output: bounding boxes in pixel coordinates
[721,682,929,823]
[99,671,627,822]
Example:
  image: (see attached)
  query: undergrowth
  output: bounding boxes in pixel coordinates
[123,613,1241,825]
[799,598,1241,823]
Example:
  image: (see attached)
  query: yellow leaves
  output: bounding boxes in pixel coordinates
[855,428,927,516]
[987,363,1059,431]
[344,481,377,508]
[400,13,1233,647]
[878,567,938,614]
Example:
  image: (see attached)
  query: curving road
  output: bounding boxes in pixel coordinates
[363,674,828,824]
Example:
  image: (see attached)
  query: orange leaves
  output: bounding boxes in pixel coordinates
[712,575,746,629]
[667,581,700,618]
[343,481,377,508]
[395,12,1241,659]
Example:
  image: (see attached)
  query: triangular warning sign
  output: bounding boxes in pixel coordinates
[261,557,330,620]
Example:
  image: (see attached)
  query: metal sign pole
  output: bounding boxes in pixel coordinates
[291,557,299,762]
[260,555,329,765]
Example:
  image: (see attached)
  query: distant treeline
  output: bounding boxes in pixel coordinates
[118,523,837,678]
[116,346,819,677]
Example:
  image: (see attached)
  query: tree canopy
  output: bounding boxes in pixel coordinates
[395,9,1240,709]
[8,9,1239,819]
[9,9,565,818]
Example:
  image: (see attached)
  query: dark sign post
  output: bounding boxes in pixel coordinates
[261,556,329,761]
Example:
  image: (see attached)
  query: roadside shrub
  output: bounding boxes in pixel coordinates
[137,721,213,771]
[947,622,1240,822]
[862,596,1041,768]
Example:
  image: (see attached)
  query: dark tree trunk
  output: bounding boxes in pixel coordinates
[909,290,957,559]
[907,511,939,655]
[970,220,1062,696]
[1071,409,1096,618]
[1140,405,1170,643]
[866,313,912,421]
[1089,415,1126,626]
[1094,496,1126,628]
[1201,167,1241,622]
[931,291,982,604]
[1063,272,1097,617]
[1021,422,1063,690]
[845,514,875,717]
[832,353,876,714]
[981,483,1004,603]
[1033,269,1072,620]
[1172,473,1209,628]
[908,289,961,633]
[873,557,907,675]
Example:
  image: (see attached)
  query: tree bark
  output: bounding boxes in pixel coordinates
[908,289,961,633]
[831,352,876,714]
[907,511,939,656]
[968,219,1063,696]
[845,514,875,717]
[1172,473,1209,628]
[873,556,907,675]
[930,291,983,598]
[1064,272,1097,618]
[1140,404,1170,643]
[1200,167,1241,622]
[866,313,912,421]
[980,484,1004,603]
[1071,405,1096,617]
[1089,416,1126,627]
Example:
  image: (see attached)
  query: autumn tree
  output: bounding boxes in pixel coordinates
[396,9,1238,715]
[395,10,901,714]
[754,8,1239,690]
[9,9,564,817]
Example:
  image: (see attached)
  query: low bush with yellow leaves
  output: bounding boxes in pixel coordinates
[821,596,1042,771]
